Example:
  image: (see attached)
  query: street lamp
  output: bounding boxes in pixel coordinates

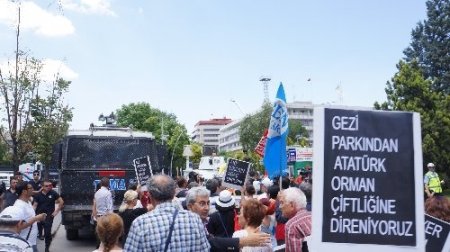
[230,99,245,116]
[170,132,183,177]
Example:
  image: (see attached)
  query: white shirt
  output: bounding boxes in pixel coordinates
[14,199,38,246]
[232,229,273,252]
[94,186,113,216]
[0,231,33,252]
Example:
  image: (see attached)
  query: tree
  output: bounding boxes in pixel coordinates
[23,76,72,177]
[238,102,308,172]
[239,102,272,151]
[403,0,450,94]
[0,5,42,170]
[288,119,309,146]
[375,60,450,177]
[116,102,190,175]
[190,143,203,165]
[0,137,9,165]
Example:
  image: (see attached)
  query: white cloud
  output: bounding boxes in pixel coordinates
[0,0,75,37]
[0,58,78,82]
[41,59,78,81]
[61,0,117,17]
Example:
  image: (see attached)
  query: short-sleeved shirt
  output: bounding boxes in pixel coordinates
[285,209,312,252]
[34,190,60,215]
[0,231,33,252]
[125,201,210,251]
[14,199,38,246]
[2,189,18,209]
[29,180,42,192]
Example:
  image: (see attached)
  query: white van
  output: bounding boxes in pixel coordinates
[0,172,14,188]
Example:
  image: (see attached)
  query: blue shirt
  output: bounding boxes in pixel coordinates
[124,201,210,252]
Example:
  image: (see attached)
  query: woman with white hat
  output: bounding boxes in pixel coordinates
[207,190,236,238]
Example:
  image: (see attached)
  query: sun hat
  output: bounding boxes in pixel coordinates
[216,190,235,208]
[427,163,435,168]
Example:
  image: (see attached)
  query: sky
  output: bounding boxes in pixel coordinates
[0,0,428,134]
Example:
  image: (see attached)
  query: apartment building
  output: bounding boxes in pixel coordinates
[191,117,232,152]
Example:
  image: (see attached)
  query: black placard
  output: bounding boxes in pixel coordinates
[425,214,450,252]
[223,158,251,189]
[133,156,152,186]
[322,109,416,246]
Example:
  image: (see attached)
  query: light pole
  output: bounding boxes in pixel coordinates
[230,99,245,116]
[170,132,183,177]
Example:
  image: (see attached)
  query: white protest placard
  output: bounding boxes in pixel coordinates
[311,106,425,252]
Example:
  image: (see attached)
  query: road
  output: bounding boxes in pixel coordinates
[36,211,97,252]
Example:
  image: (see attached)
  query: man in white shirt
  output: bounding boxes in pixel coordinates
[13,181,46,252]
[93,177,113,218]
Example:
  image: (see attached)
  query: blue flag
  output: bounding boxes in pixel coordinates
[263,83,289,178]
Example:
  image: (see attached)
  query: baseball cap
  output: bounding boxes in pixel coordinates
[427,163,435,168]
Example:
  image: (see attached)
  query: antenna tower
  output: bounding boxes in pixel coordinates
[259,76,271,102]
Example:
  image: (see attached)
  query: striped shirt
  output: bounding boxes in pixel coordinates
[124,201,210,252]
[285,209,312,252]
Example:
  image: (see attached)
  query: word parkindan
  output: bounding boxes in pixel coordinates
[332,136,398,153]
[331,195,396,215]
[334,155,386,172]
[331,176,376,192]
[330,216,413,237]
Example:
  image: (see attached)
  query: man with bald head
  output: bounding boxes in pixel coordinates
[125,175,210,251]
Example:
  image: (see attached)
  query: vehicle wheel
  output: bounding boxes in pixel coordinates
[66,228,79,240]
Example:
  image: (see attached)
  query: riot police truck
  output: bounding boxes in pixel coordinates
[53,125,161,240]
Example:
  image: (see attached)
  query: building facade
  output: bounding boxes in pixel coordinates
[191,118,232,152]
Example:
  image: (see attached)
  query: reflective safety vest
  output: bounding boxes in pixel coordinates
[425,171,442,193]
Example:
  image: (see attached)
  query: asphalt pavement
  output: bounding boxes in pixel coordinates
[36,206,62,251]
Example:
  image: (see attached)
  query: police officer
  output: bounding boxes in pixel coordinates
[424,162,445,198]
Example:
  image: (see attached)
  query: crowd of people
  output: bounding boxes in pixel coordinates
[0,161,448,252]
[88,170,313,252]
[0,171,63,252]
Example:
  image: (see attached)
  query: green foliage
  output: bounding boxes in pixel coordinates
[238,102,308,172]
[375,60,450,176]
[190,143,203,164]
[0,135,10,165]
[116,102,190,173]
[239,102,272,151]
[21,77,73,173]
[287,119,309,146]
[404,0,450,94]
